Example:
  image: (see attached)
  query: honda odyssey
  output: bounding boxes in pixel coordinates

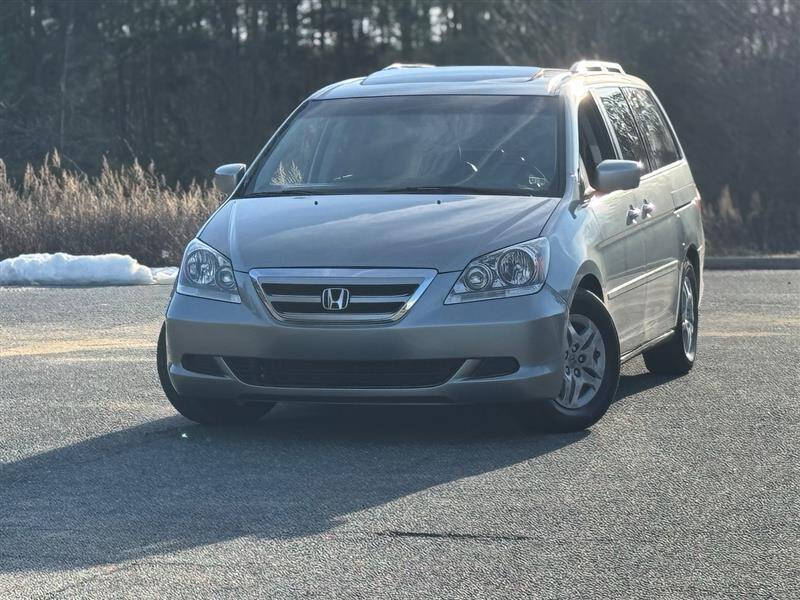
[157,61,704,432]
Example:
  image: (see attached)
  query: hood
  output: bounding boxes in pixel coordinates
[200,194,561,273]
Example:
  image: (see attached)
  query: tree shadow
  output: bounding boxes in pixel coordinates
[0,403,585,573]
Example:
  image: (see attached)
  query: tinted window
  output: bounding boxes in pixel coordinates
[242,95,564,198]
[578,95,615,188]
[623,88,680,170]
[595,87,650,172]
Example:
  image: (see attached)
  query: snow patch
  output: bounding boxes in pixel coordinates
[0,253,178,286]
[151,266,179,285]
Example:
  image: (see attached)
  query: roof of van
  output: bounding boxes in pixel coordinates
[309,63,648,100]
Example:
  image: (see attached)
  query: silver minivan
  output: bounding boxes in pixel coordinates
[157,61,704,432]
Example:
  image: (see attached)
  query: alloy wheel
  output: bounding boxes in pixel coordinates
[681,275,697,361]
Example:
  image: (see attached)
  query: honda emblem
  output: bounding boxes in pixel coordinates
[321,288,350,311]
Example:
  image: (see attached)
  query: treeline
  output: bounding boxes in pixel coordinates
[0,0,797,253]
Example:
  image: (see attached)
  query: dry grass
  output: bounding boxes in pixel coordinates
[0,152,220,266]
[0,153,782,264]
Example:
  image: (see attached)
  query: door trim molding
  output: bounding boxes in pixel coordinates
[607,259,679,300]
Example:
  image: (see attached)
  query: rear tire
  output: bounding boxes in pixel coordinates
[643,262,698,375]
[519,288,621,433]
[157,323,274,425]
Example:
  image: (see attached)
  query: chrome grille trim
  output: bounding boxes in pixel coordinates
[249,268,437,324]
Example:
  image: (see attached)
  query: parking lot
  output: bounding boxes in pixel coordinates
[1,270,798,598]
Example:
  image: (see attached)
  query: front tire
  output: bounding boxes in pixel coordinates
[520,288,621,432]
[642,262,698,375]
[157,323,274,425]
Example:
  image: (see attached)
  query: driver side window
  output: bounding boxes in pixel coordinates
[578,95,615,189]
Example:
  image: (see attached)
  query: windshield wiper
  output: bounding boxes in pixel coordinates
[237,189,318,197]
[377,185,536,196]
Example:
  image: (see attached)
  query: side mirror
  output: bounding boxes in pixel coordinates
[595,160,641,193]
[213,163,246,196]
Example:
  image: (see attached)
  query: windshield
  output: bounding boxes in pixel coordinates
[239,95,564,198]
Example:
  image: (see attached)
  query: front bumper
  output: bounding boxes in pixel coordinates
[165,271,567,404]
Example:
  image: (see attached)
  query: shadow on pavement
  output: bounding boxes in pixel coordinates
[614,370,682,403]
[1,402,586,573]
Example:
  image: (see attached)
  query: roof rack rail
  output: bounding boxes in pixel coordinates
[532,68,568,79]
[570,60,625,74]
[382,63,435,70]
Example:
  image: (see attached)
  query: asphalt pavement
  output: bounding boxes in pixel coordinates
[1,271,798,599]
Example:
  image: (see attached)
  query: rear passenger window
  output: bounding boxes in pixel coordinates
[595,87,650,172]
[623,88,680,170]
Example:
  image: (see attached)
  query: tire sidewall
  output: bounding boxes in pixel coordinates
[679,261,699,364]
[157,322,181,403]
[547,288,621,423]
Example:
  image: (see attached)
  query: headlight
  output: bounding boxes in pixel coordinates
[445,237,549,304]
[176,239,241,303]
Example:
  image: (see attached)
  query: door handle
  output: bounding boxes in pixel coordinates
[641,199,655,216]
[626,205,641,223]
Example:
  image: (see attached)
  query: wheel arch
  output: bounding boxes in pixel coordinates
[685,244,700,276]
[569,261,606,306]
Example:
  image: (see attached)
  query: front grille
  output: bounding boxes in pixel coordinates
[250,268,437,324]
[224,357,464,388]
